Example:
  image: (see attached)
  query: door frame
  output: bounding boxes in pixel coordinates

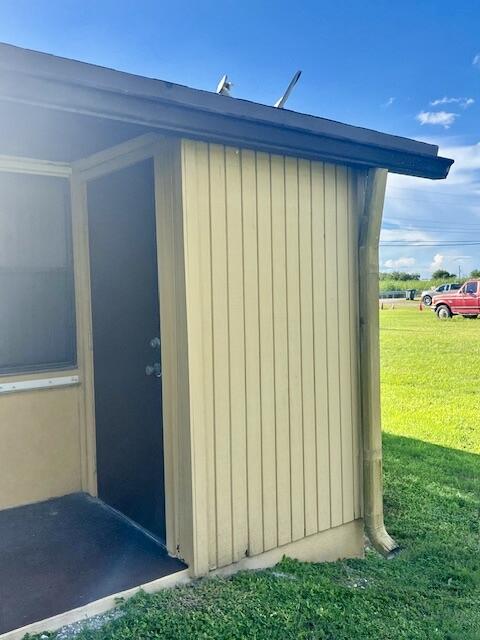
[71,133,184,556]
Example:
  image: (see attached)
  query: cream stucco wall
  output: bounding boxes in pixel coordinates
[0,377,82,510]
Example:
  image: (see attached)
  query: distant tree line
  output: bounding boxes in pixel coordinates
[430,269,456,279]
[379,271,421,281]
[380,269,480,281]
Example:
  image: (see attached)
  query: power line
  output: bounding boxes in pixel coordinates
[387,186,472,197]
[384,215,480,222]
[381,240,480,243]
[383,220,480,230]
[387,187,480,199]
[381,239,480,244]
[386,195,472,206]
[383,229,480,235]
[380,242,480,247]
[384,211,478,219]
[383,216,480,225]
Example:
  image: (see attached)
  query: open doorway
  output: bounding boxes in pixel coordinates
[87,158,166,542]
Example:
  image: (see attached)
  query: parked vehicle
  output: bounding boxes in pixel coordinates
[421,282,461,306]
[432,280,480,319]
[380,289,416,300]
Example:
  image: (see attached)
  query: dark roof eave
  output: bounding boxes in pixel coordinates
[0,42,454,180]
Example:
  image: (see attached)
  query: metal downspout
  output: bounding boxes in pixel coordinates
[358,168,400,558]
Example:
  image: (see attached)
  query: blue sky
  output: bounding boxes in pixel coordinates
[1,0,479,277]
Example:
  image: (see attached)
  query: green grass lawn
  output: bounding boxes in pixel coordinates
[32,306,480,640]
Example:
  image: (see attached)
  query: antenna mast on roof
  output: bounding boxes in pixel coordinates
[216,74,233,96]
[274,70,302,108]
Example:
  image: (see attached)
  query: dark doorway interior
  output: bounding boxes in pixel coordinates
[87,159,166,541]
[0,493,185,635]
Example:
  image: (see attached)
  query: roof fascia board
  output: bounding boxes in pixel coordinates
[0,43,439,157]
[0,63,453,179]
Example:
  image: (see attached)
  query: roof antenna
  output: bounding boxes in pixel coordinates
[216,74,233,96]
[274,70,302,108]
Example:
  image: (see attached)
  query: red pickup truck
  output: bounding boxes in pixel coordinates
[432,279,480,319]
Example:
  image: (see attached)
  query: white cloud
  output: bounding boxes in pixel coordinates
[430,254,444,271]
[430,97,474,109]
[438,141,480,187]
[416,111,458,128]
[473,53,480,68]
[380,228,434,243]
[382,96,395,108]
[384,257,416,269]
[387,138,480,192]
[381,138,480,277]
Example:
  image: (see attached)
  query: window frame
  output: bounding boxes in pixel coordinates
[0,157,77,377]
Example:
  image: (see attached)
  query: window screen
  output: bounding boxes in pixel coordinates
[0,171,76,374]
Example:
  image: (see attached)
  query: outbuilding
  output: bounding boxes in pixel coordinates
[0,43,452,638]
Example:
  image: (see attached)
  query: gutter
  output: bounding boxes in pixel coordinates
[0,42,439,157]
[0,43,453,179]
[358,168,400,558]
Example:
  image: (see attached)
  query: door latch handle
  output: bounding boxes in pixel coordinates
[146,362,162,378]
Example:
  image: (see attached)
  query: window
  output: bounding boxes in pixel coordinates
[465,281,478,295]
[437,285,445,292]
[451,284,461,290]
[0,171,76,374]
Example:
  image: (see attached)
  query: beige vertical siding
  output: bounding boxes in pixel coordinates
[0,382,82,510]
[181,140,362,570]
